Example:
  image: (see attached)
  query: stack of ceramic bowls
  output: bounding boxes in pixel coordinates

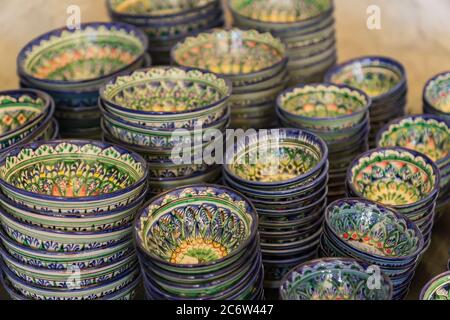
[0,89,57,155]
[99,66,231,196]
[17,22,149,139]
[321,199,424,300]
[228,0,337,85]
[134,185,264,300]
[420,271,450,300]
[346,147,441,250]
[279,258,393,300]
[376,115,450,218]
[0,140,148,300]
[423,71,450,121]
[222,128,329,290]
[171,28,289,129]
[276,84,371,202]
[107,0,224,65]
[325,56,407,147]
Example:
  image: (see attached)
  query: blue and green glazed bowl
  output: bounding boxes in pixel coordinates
[420,271,450,300]
[423,71,450,119]
[279,258,393,300]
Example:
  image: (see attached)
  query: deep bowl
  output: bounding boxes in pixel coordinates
[346,147,440,211]
[0,140,148,214]
[279,258,393,300]
[277,83,371,130]
[325,56,406,102]
[423,71,450,115]
[420,271,450,300]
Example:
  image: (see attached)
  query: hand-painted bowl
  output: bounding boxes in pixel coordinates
[325,56,406,102]
[279,258,393,300]
[134,185,258,272]
[171,28,287,86]
[420,271,450,300]
[17,22,148,91]
[325,199,424,264]
[100,66,231,128]
[224,128,328,188]
[346,147,440,212]
[0,140,148,214]
[423,71,450,116]
[0,89,53,150]
[277,83,371,130]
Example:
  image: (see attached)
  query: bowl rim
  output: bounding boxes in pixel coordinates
[133,183,259,269]
[16,21,149,87]
[276,82,372,123]
[375,114,450,166]
[324,55,407,102]
[99,65,233,117]
[419,271,450,300]
[422,70,450,113]
[0,139,149,203]
[324,198,425,261]
[170,28,288,78]
[223,128,328,187]
[346,146,441,210]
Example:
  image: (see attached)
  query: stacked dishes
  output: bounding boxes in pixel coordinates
[420,271,450,300]
[346,148,440,250]
[99,66,231,196]
[228,0,337,85]
[0,89,56,155]
[171,28,289,129]
[279,258,393,300]
[134,185,264,300]
[376,115,450,218]
[17,22,149,139]
[107,0,224,65]
[0,140,148,300]
[276,84,371,202]
[222,128,329,290]
[325,56,407,147]
[423,71,450,121]
[321,199,424,300]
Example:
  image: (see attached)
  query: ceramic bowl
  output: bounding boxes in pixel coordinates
[346,147,440,211]
[276,83,371,130]
[279,258,393,300]
[420,271,450,300]
[423,71,450,117]
[100,66,232,128]
[224,128,328,188]
[171,28,287,86]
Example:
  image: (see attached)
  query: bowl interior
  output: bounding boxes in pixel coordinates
[278,84,368,119]
[109,0,215,15]
[229,0,332,23]
[424,72,450,113]
[421,273,450,300]
[378,117,449,162]
[0,93,47,136]
[327,200,421,257]
[101,67,230,113]
[20,24,146,82]
[349,149,437,206]
[327,59,403,97]
[136,186,255,265]
[172,29,285,75]
[0,142,146,198]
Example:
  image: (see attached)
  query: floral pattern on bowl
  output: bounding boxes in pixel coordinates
[420,271,450,300]
[109,0,216,16]
[280,258,393,300]
[423,71,450,113]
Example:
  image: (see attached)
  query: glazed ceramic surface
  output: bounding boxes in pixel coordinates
[109,0,216,16]
[280,258,393,300]
[347,148,440,207]
[420,271,450,300]
[424,71,450,114]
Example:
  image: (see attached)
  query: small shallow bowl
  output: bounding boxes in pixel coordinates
[420,271,450,300]
[423,71,450,116]
[279,258,393,300]
[171,28,287,86]
[325,56,407,102]
[134,184,258,272]
[277,83,371,130]
[223,128,328,188]
[17,22,148,91]
[346,147,440,212]
[0,140,148,214]
[100,66,232,128]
